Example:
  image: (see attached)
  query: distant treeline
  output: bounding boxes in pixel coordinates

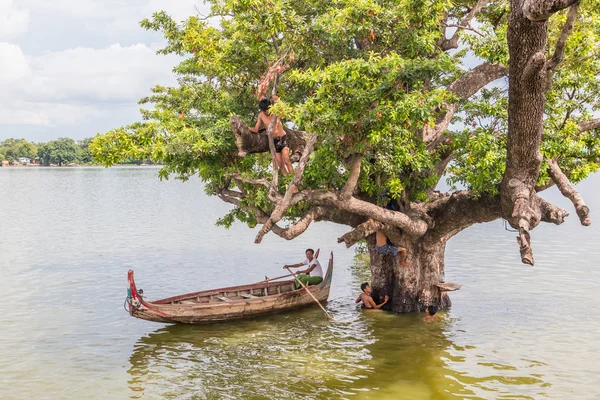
[0,138,152,166]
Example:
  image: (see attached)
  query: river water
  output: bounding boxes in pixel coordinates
[0,167,598,399]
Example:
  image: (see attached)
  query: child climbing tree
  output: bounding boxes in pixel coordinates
[92,0,600,312]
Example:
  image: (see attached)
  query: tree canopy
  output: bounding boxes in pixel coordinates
[0,139,38,162]
[92,0,600,272]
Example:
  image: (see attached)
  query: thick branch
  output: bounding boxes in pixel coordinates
[269,207,328,240]
[230,115,307,161]
[337,219,406,248]
[425,63,508,144]
[305,191,429,237]
[426,191,503,241]
[337,218,382,247]
[523,0,580,21]
[340,154,362,200]
[546,158,590,225]
[255,134,319,243]
[547,4,579,71]
[578,118,600,132]
[539,196,569,224]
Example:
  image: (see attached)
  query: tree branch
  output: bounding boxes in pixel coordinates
[425,62,508,144]
[305,191,429,237]
[547,4,579,71]
[578,118,600,133]
[426,191,503,241]
[523,0,580,21]
[546,158,590,225]
[254,135,319,243]
[337,218,382,247]
[230,115,308,161]
[269,207,328,240]
[539,197,569,225]
[340,154,362,200]
[438,0,491,51]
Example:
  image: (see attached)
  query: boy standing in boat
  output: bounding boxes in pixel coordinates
[356,282,389,309]
[284,248,323,289]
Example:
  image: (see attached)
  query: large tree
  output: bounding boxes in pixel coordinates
[92,0,600,312]
[38,138,80,166]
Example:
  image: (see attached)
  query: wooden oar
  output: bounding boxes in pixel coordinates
[261,272,295,282]
[285,266,334,321]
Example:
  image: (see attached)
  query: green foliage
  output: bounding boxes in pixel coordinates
[447,87,508,196]
[0,139,38,162]
[92,0,600,228]
[37,138,80,166]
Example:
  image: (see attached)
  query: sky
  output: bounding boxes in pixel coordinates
[0,0,211,142]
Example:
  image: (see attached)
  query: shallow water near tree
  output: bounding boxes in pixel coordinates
[1,167,599,399]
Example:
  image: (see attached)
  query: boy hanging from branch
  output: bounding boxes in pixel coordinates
[375,196,410,267]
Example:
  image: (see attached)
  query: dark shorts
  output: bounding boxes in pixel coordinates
[274,134,289,153]
[376,244,399,256]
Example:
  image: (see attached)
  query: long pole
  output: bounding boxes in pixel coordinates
[285,267,334,321]
[260,272,295,283]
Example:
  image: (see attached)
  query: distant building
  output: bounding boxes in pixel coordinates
[18,157,31,164]
[1,160,8,167]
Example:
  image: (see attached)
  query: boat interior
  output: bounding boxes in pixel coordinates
[152,279,301,305]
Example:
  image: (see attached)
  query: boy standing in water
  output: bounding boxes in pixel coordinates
[356,282,389,309]
[249,96,294,175]
[423,305,442,322]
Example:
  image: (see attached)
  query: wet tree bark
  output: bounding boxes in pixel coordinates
[367,235,451,313]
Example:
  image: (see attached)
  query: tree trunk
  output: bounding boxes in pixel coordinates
[499,0,558,264]
[367,235,451,313]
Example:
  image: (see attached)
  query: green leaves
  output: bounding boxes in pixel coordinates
[91,0,600,229]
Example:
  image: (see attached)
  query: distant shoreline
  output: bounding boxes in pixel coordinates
[0,164,158,168]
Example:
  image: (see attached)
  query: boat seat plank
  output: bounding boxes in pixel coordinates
[434,282,461,291]
[241,293,260,299]
[217,296,232,302]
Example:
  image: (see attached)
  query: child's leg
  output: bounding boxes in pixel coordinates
[281,147,294,174]
[375,231,388,247]
[398,248,410,267]
[275,153,284,174]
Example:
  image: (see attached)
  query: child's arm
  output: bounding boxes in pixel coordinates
[355,294,363,304]
[248,113,263,133]
[373,295,389,309]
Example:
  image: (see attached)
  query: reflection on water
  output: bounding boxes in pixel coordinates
[127,263,550,400]
[1,167,600,399]
[128,309,550,400]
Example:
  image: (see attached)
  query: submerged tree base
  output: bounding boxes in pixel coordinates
[366,236,451,313]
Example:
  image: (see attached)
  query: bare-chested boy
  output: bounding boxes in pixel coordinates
[248,96,294,175]
[423,305,443,322]
[355,282,389,309]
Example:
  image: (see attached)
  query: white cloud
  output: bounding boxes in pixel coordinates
[0,43,30,80]
[0,0,30,38]
[20,0,206,39]
[0,0,210,137]
[0,42,181,126]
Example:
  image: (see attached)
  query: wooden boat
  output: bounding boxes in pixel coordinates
[126,253,334,324]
